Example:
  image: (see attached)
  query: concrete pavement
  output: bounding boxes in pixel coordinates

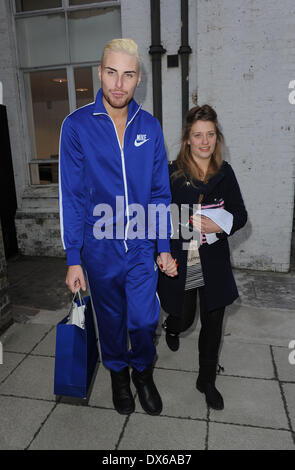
[0,255,294,450]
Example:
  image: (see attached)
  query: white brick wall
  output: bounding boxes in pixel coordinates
[195,0,295,271]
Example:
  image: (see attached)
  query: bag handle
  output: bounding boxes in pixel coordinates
[72,288,85,307]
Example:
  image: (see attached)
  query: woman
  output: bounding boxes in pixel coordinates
[157,104,247,410]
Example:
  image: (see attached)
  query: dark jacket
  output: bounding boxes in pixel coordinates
[157,160,247,314]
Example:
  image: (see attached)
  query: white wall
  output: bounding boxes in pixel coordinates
[196,0,295,271]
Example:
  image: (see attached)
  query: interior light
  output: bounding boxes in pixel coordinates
[52,78,67,84]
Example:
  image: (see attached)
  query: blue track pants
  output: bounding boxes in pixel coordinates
[81,231,160,372]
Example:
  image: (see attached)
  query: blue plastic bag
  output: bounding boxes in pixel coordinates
[54,295,99,398]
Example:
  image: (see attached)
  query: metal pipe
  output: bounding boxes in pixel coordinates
[149,0,166,126]
[178,0,192,121]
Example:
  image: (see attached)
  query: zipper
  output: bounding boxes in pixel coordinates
[93,106,141,252]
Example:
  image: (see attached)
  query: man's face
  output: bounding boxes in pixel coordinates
[98,50,141,110]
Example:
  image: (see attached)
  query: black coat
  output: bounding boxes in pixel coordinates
[157,160,248,314]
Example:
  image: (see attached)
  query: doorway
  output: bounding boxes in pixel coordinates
[0,104,18,259]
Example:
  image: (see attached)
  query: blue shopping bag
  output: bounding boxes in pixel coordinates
[54,294,99,398]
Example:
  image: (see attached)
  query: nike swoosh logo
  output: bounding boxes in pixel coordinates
[134,138,150,147]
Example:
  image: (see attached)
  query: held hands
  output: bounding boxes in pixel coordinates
[66,265,87,293]
[190,215,222,234]
[157,252,178,277]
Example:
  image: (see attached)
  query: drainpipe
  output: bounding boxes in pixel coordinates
[149,0,166,127]
[178,0,192,121]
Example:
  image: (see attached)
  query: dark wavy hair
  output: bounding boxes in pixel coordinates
[173,104,224,184]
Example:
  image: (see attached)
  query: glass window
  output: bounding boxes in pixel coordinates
[68,7,121,63]
[25,69,69,162]
[69,0,117,5]
[16,14,67,68]
[74,66,95,108]
[15,0,62,13]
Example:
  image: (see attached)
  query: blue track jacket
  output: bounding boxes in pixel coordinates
[59,89,171,266]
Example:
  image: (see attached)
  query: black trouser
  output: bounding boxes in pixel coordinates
[165,287,225,367]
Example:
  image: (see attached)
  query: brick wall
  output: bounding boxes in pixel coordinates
[195,0,295,271]
[0,222,12,333]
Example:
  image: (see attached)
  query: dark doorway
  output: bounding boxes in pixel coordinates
[0,104,18,259]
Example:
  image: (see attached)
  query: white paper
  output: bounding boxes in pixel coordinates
[195,208,233,245]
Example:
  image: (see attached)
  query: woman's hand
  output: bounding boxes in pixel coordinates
[157,252,178,277]
[190,215,222,234]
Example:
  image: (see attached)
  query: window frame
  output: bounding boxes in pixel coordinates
[10,0,121,187]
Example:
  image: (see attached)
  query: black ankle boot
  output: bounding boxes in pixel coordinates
[110,367,135,415]
[131,365,162,415]
[162,320,179,352]
[196,360,224,410]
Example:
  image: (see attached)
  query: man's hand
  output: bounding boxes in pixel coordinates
[66,265,87,293]
[157,252,178,277]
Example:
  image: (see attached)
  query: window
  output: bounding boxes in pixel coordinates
[13,0,121,185]
[15,0,62,12]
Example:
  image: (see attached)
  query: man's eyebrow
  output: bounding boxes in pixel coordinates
[104,66,117,72]
[104,66,137,74]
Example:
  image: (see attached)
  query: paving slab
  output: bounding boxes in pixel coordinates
[233,268,295,310]
[0,323,52,354]
[219,340,274,379]
[28,308,67,326]
[0,355,56,401]
[223,304,295,347]
[282,383,295,431]
[29,404,126,450]
[141,368,207,420]
[272,346,295,382]
[0,352,26,383]
[119,414,207,450]
[155,331,199,373]
[0,396,55,450]
[209,375,289,429]
[32,327,57,357]
[208,421,294,450]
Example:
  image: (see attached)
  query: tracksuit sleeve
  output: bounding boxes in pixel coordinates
[151,119,172,253]
[59,117,87,266]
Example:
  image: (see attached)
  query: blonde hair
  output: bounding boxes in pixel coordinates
[101,38,141,69]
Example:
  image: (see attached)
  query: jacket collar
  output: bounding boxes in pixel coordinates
[190,161,226,197]
[93,88,141,123]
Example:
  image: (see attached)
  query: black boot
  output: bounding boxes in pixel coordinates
[131,365,162,415]
[110,367,135,415]
[196,359,224,410]
[162,320,179,351]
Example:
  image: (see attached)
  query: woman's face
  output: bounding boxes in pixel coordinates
[187,120,217,163]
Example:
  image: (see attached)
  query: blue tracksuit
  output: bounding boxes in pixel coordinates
[59,88,171,372]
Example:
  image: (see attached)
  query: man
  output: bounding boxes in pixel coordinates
[59,39,175,416]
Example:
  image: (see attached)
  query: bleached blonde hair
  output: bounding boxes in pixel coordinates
[101,38,141,70]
